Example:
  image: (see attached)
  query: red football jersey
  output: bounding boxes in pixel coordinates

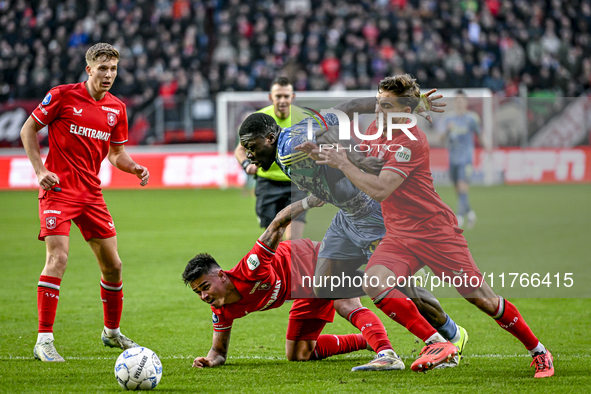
[362,121,460,239]
[31,82,128,203]
[211,239,319,332]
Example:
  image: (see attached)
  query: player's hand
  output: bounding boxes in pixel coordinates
[305,194,325,208]
[245,163,258,175]
[131,164,150,186]
[415,89,447,123]
[315,144,350,169]
[295,141,321,161]
[192,357,214,368]
[37,169,60,191]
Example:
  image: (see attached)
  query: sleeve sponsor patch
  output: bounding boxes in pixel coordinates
[212,312,219,324]
[394,147,412,162]
[42,93,52,105]
[247,254,260,271]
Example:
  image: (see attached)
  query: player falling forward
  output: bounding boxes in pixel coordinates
[238,92,465,371]
[314,74,553,378]
[20,43,148,362]
[183,195,403,369]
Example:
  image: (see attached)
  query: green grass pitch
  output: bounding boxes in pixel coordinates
[1,184,590,393]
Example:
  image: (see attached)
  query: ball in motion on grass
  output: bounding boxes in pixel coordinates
[114,347,162,390]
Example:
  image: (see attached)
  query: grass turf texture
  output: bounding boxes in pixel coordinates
[1,184,590,393]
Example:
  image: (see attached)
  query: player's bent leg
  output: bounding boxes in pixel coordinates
[35,235,69,362]
[398,283,447,328]
[334,298,390,354]
[285,318,366,361]
[332,298,405,372]
[88,237,139,350]
[362,265,457,372]
[462,281,553,378]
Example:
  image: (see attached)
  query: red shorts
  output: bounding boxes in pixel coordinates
[38,197,116,241]
[367,233,483,295]
[286,298,335,340]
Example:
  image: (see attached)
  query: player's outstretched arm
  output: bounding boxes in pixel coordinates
[20,116,60,191]
[316,145,404,202]
[193,330,231,368]
[260,195,324,250]
[108,144,150,186]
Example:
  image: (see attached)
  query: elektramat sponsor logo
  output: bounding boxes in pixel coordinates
[69,124,111,141]
[260,280,281,310]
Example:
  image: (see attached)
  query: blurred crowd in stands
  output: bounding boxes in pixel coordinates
[1,0,590,109]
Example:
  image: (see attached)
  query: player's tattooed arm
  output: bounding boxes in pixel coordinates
[192,330,231,368]
[260,195,325,249]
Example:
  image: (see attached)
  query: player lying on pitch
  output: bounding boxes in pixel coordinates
[183,195,446,371]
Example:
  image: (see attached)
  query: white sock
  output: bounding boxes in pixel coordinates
[378,349,398,358]
[37,332,54,343]
[425,332,447,344]
[528,342,546,356]
[104,327,121,337]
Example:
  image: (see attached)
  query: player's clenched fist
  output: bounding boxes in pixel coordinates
[37,170,60,191]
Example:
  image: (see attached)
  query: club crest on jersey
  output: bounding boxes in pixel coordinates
[247,254,260,271]
[107,112,116,126]
[395,147,411,162]
[46,217,57,230]
[42,93,52,105]
[212,312,219,324]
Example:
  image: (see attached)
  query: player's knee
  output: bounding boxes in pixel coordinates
[333,298,362,318]
[101,259,122,277]
[286,348,311,361]
[46,251,68,271]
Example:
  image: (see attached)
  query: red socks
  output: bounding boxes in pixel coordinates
[311,334,366,360]
[100,279,123,330]
[491,297,539,350]
[37,275,61,333]
[348,307,392,353]
[373,288,437,342]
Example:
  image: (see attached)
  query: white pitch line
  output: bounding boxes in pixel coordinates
[2,353,587,361]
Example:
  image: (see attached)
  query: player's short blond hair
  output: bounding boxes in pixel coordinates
[378,74,421,112]
[85,43,120,66]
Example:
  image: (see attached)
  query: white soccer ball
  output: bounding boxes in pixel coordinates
[114,347,163,390]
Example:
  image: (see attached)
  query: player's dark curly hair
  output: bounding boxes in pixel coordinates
[378,74,421,112]
[182,253,221,285]
[238,113,280,139]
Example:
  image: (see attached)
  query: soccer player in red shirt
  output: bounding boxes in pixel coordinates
[315,74,554,378]
[183,195,404,371]
[20,43,150,362]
